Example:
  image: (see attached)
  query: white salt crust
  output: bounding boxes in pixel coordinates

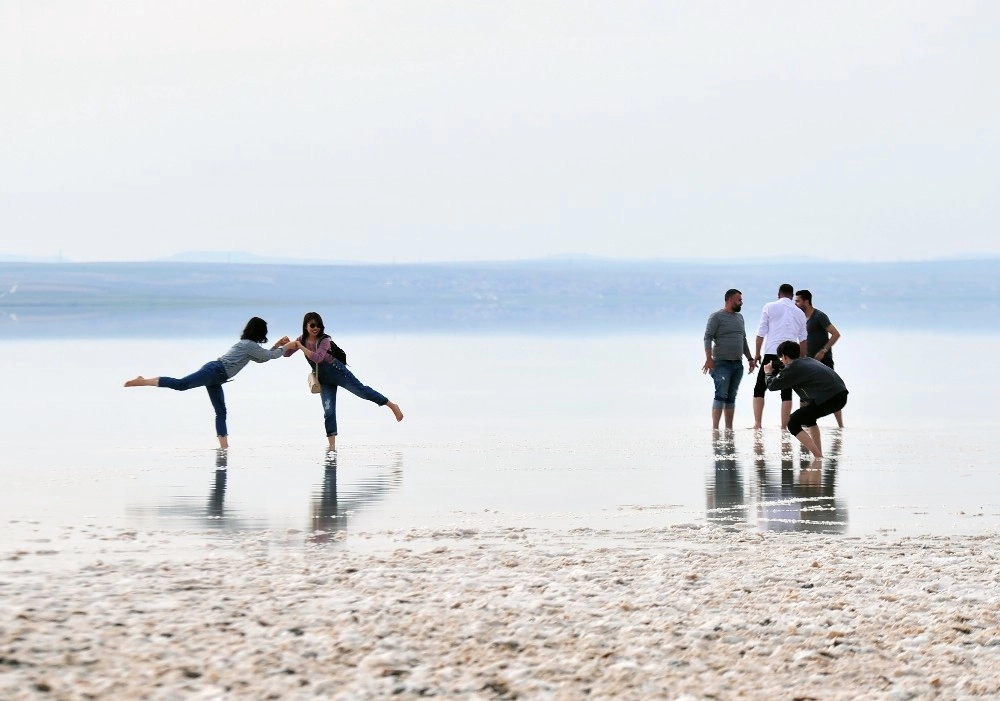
[2,525,999,700]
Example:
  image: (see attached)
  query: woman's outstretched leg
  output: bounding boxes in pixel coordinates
[323,361,403,422]
[126,361,227,391]
[125,362,230,446]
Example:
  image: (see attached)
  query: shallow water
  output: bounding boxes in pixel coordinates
[1,331,998,559]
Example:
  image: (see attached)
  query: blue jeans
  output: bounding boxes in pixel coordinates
[158,360,230,437]
[317,360,388,436]
[711,359,743,411]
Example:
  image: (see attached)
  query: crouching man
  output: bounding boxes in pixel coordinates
[763,340,849,458]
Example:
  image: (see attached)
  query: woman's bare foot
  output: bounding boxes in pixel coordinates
[124,376,156,387]
[386,401,404,422]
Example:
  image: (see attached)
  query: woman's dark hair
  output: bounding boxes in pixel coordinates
[241,317,269,344]
[302,311,325,341]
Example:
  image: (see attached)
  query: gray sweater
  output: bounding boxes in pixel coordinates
[218,339,286,378]
[764,357,847,405]
[704,310,750,361]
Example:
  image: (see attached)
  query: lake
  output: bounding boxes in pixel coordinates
[2,321,997,562]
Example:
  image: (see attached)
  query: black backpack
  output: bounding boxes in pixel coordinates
[323,334,347,365]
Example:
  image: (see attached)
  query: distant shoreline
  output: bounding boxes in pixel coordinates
[2,252,998,265]
[1,258,998,337]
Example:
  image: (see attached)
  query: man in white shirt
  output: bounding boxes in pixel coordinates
[752,283,807,430]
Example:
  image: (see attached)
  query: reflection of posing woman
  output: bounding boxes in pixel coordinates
[124,317,291,448]
[285,312,403,450]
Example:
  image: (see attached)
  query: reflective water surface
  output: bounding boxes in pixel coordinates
[1,330,998,558]
[708,431,848,534]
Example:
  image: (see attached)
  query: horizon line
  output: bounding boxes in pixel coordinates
[1,251,998,266]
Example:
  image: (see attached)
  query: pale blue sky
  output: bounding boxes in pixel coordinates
[2,1,997,263]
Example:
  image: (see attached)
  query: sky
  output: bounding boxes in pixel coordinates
[2,1,998,264]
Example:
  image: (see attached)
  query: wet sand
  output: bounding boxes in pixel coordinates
[3,524,999,700]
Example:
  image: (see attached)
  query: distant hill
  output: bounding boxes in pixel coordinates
[157,251,358,265]
[0,258,997,338]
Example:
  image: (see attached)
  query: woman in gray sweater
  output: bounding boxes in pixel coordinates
[124,316,291,448]
[763,340,848,459]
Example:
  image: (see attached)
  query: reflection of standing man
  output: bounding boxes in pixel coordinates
[753,284,807,430]
[703,289,757,430]
[794,289,844,427]
[752,432,799,531]
[707,432,747,527]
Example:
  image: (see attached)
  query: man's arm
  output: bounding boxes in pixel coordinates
[763,362,800,392]
[702,316,716,373]
[753,303,770,363]
[703,348,714,374]
[816,323,841,359]
[796,310,808,357]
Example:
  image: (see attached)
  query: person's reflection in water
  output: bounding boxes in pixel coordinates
[707,430,748,528]
[827,429,843,460]
[753,433,800,531]
[207,448,228,526]
[309,451,340,544]
[307,450,405,546]
[796,432,846,533]
[753,432,846,533]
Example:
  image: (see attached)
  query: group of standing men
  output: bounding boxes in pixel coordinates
[702,284,847,458]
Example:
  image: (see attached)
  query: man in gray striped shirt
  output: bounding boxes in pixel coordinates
[703,289,758,430]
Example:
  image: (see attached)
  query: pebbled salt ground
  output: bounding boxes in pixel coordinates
[2,525,999,700]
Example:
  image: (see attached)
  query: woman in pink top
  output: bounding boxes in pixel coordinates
[285,311,403,450]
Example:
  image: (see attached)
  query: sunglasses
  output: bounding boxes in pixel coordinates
[307,323,321,329]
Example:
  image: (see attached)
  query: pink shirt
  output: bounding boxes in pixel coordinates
[285,334,333,364]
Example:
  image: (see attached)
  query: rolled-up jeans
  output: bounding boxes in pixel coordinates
[317,359,388,436]
[158,360,230,437]
[710,358,743,411]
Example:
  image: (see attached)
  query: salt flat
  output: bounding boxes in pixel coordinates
[2,525,998,700]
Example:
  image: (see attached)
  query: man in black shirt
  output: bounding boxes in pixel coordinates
[794,289,844,427]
